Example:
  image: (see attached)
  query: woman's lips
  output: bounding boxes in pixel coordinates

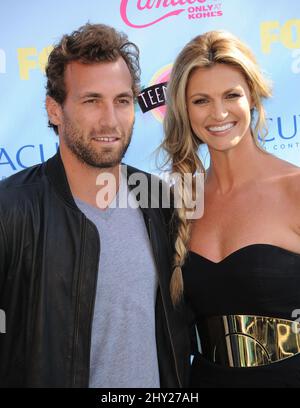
[207,122,236,134]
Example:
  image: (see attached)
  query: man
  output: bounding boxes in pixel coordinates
[0,23,191,387]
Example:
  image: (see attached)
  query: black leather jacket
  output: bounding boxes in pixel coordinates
[0,152,191,388]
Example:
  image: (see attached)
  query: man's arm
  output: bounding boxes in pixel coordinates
[0,216,8,291]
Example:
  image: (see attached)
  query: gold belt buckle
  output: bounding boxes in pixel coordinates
[201,315,300,367]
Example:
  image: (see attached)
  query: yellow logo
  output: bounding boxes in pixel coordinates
[261,19,300,53]
[18,46,53,80]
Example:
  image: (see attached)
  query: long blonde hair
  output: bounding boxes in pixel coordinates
[161,30,272,305]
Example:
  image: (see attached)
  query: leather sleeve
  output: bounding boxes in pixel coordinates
[0,217,8,291]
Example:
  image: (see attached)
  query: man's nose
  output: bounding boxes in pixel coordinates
[100,103,118,127]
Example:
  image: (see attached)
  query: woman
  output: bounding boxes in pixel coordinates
[161,30,300,387]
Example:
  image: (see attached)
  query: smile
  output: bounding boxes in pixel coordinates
[207,122,236,133]
[92,137,120,143]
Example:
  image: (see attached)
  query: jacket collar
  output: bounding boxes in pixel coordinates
[45,150,78,209]
[45,150,158,219]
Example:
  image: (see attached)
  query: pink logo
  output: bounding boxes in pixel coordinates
[120,0,185,29]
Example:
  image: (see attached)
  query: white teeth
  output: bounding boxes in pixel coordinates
[208,123,235,132]
[94,137,117,142]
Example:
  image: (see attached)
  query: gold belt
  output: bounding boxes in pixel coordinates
[198,315,300,367]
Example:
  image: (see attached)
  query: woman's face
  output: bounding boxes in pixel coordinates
[186,63,254,152]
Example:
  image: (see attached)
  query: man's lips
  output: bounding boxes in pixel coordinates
[92,136,120,143]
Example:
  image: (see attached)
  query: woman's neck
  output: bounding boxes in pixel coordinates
[206,135,268,195]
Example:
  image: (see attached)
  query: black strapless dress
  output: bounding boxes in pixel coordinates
[183,244,300,388]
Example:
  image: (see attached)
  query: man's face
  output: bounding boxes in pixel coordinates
[51,57,135,169]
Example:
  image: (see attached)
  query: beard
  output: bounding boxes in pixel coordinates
[61,116,134,169]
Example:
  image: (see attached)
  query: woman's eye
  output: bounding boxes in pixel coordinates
[226,93,241,99]
[193,98,208,105]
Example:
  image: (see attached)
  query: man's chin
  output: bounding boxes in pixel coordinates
[67,139,130,169]
[87,160,121,169]
[80,153,124,169]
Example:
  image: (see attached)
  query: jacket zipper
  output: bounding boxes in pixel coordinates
[72,218,86,387]
[148,217,182,388]
[86,222,101,386]
[72,217,101,387]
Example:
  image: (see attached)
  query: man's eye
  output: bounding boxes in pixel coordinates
[118,99,130,104]
[84,99,97,104]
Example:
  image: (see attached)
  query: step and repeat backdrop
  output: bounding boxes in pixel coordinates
[1,0,300,179]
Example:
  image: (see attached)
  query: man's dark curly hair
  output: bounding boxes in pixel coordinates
[46,23,140,134]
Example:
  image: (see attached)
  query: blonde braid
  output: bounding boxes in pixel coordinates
[170,206,191,305]
[169,155,203,305]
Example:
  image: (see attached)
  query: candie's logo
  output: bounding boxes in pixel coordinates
[120,0,184,28]
[138,64,172,122]
[120,0,223,28]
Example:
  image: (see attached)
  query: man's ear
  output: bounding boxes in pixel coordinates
[46,96,63,127]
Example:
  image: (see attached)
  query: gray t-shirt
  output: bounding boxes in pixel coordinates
[74,176,160,388]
